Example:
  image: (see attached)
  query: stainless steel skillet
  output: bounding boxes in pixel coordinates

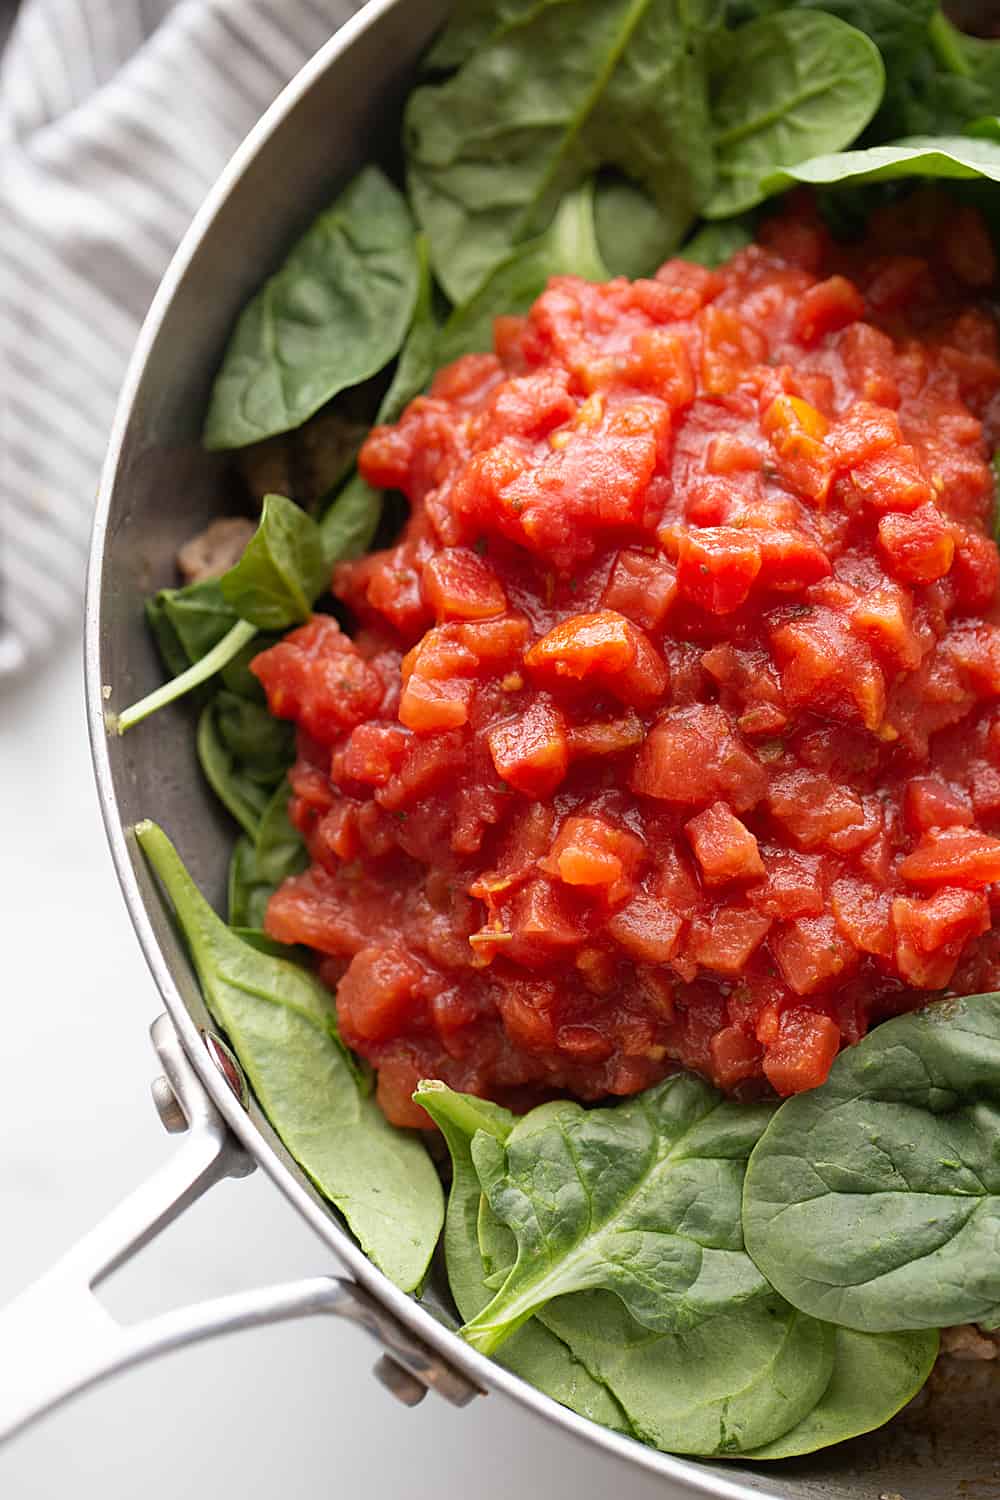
[0,0,996,1492]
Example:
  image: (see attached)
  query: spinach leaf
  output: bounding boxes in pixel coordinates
[763,133,1000,195]
[137,821,443,1290]
[204,166,420,450]
[413,1081,633,1433]
[375,237,439,425]
[423,0,554,71]
[723,0,936,75]
[743,991,1000,1331]
[197,690,293,846]
[706,11,885,218]
[405,0,718,303]
[151,582,273,700]
[744,1327,938,1460]
[228,836,268,928]
[121,497,328,733]
[594,175,689,279]
[213,691,295,782]
[213,705,289,782]
[436,184,608,364]
[439,1081,838,1458]
[542,1289,834,1456]
[151,580,238,669]
[879,15,1000,139]
[220,493,327,630]
[227,778,308,926]
[678,218,753,266]
[318,471,385,567]
[197,701,274,839]
[460,1074,774,1355]
[230,927,309,961]
[413,1082,516,1322]
[145,593,192,681]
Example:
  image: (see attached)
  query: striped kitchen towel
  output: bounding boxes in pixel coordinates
[1,0,359,678]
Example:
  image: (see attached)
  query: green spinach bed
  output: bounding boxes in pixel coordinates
[119,0,1000,1463]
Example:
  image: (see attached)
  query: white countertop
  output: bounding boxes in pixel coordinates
[0,639,684,1499]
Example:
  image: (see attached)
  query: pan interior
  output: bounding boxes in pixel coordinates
[88,3,1000,1495]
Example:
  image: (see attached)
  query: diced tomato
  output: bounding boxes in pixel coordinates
[601,550,677,630]
[337,723,408,786]
[763,1010,840,1095]
[422,547,507,620]
[830,878,893,957]
[675,528,762,613]
[951,530,1000,613]
[506,882,583,964]
[793,276,865,346]
[687,907,771,974]
[497,979,558,1049]
[772,611,886,733]
[892,887,990,988]
[543,815,644,894]
[251,617,384,746]
[754,530,831,591]
[566,711,645,759]
[750,849,824,919]
[771,915,856,995]
[626,329,696,408]
[851,584,921,669]
[705,434,762,474]
[710,1024,762,1088]
[487,702,569,797]
[900,826,1000,888]
[838,322,898,407]
[631,704,766,811]
[762,394,833,504]
[685,802,764,885]
[700,306,767,395]
[375,1057,437,1130]
[827,401,902,467]
[526,610,668,708]
[608,894,684,962]
[850,449,934,514]
[878,505,955,585]
[767,770,865,850]
[337,946,426,1044]
[904,778,974,834]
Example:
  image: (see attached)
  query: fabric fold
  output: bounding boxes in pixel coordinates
[1,0,356,675]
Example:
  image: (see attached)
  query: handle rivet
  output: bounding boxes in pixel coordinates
[201,1030,250,1110]
[372,1355,427,1407]
[150,1075,187,1134]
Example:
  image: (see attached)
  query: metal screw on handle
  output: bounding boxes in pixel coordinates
[0,1015,480,1446]
[150,1075,186,1133]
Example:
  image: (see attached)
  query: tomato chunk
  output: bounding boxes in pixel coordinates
[631,705,766,811]
[763,1010,840,1095]
[900,827,1000,888]
[675,528,762,614]
[488,702,569,797]
[526,610,668,708]
[685,802,765,885]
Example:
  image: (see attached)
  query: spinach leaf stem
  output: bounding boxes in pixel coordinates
[115,618,258,734]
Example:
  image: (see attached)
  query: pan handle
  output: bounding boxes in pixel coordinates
[0,1015,479,1446]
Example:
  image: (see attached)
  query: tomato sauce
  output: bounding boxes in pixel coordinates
[252,193,1000,1127]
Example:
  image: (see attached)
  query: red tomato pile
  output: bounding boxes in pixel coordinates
[252,193,1000,1127]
